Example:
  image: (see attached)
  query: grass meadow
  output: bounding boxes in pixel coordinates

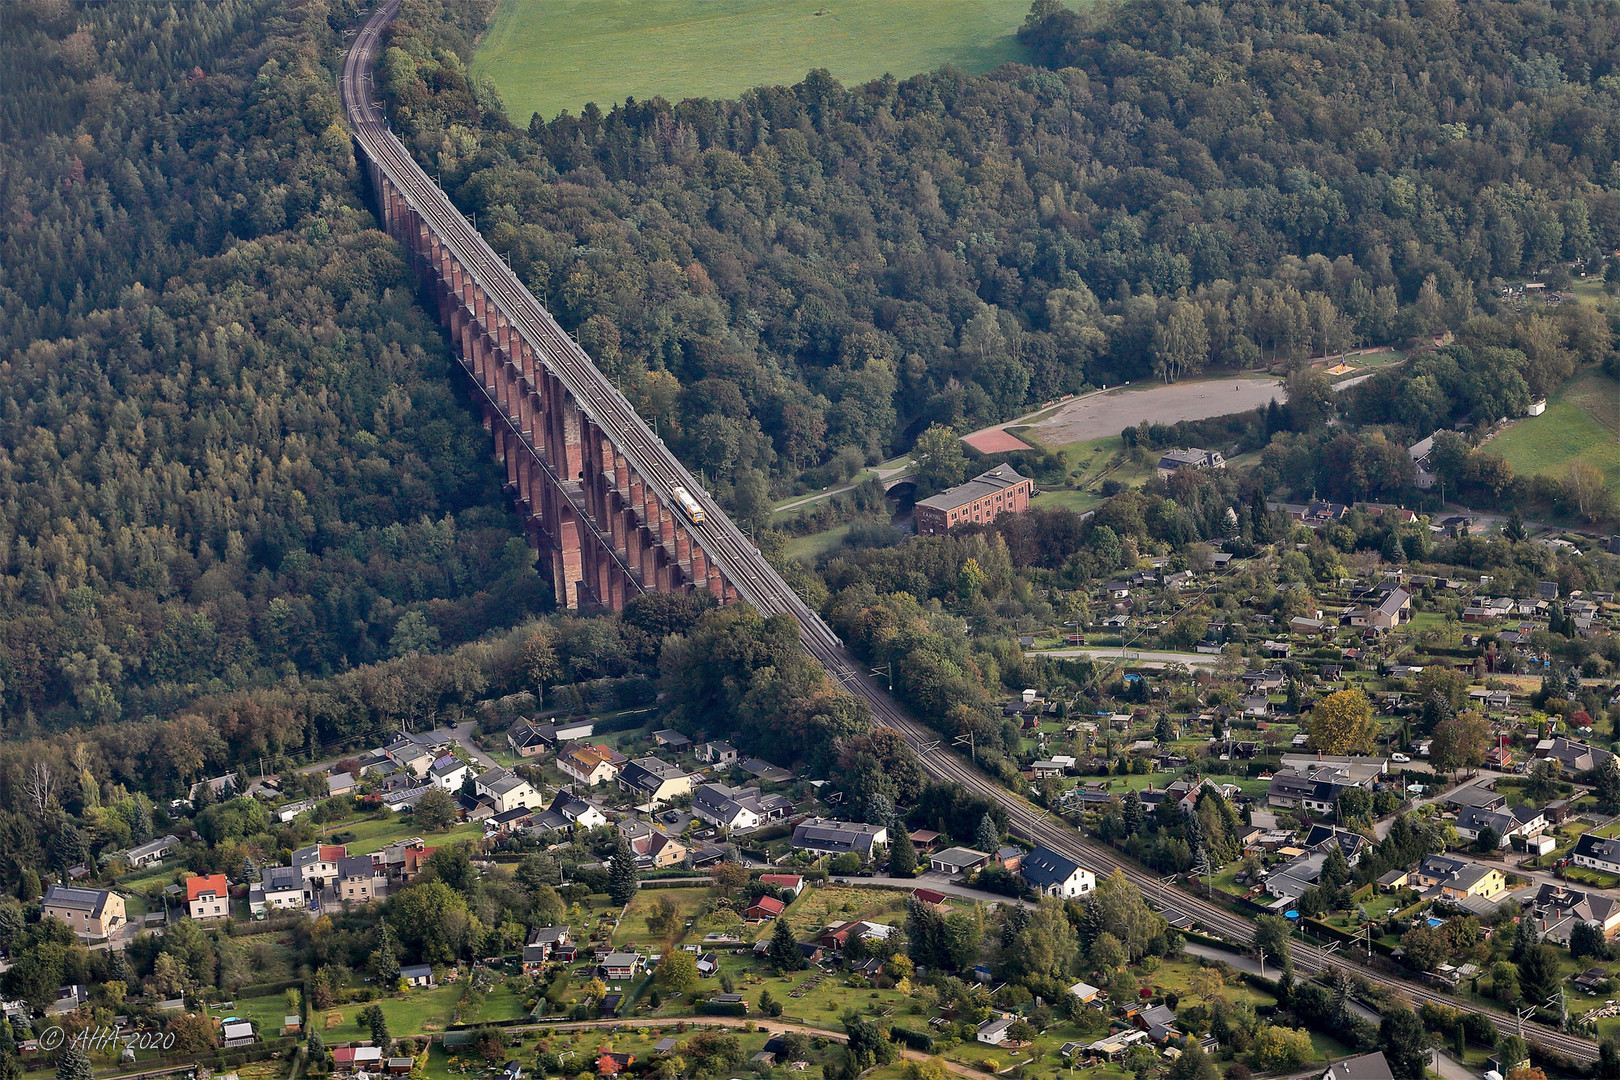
[473,0,1036,124]
[1489,372,1620,488]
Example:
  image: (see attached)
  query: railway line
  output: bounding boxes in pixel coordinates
[339,5,1597,1063]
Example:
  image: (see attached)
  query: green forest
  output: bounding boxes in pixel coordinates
[381,0,1620,518]
[0,0,550,735]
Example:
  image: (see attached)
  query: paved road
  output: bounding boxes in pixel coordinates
[845,874,1035,909]
[773,457,915,515]
[1031,647,1223,669]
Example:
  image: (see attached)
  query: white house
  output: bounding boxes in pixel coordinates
[475,768,544,814]
[429,756,472,792]
[977,1018,1017,1046]
[1019,846,1096,898]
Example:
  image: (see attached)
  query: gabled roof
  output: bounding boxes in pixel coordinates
[1021,845,1085,889]
[185,874,228,902]
[1324,1052,1394,1080]
[43,884,117,916]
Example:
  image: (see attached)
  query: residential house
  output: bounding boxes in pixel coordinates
[692,782,792,832]
[1444,787,1507,813]
[523,927,571,971]
[601,952,643,980]
[652,730,693,752]
[337,856,382,904]
[1454,805,1545,848]
[186,874,231,921]
[125,835,181,869]
[250,866,307,916]
[429,756,472,792]
[293,844,346,889]
[1573,833,1620,876]
[1412,854,1506,901]
[541,790,608,831]
[1537,737,1616,775]
[475,768,545,813]
[1020,846,1096,898]
[1526,884,1620,945]
[929,847,990,875]
[1322,1052,1395,1080]
[507,722,550,758]
[42,885,127,939]
[759,874,804,896]
[619,820,688,869]
[618,757,692,806]
[1303,825,1368,866]
[558,744,621,787]
[326,772,356,797]
[1156,448,1226,475]
[697,741,739,766]
[791,818,889,859]
[383,736,435,778]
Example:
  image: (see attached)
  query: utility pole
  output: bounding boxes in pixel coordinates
[953,732,976,764]
[1256,947,1267,977]
[1515,1004,1536,1040]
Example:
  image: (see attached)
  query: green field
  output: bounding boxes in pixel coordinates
[1489,373,1620,488]
[474,0,1036,124]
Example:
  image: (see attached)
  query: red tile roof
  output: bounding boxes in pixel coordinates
[186,873,228,902]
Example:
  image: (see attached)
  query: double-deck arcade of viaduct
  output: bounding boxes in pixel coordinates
[385,190,729,611]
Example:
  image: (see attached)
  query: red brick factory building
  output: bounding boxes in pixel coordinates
[914,464,1034,535]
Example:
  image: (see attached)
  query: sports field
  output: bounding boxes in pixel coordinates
[474,0,1035,124]
[1489,372,1620,488]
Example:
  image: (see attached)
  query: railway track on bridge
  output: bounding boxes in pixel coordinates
[339,6,1595,1062]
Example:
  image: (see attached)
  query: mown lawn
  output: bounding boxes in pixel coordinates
[474,0,1037,124]
[324,813,485,856]
[1490,373,1620,489]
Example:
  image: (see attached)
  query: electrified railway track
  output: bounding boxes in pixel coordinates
[339,6,1595,1062]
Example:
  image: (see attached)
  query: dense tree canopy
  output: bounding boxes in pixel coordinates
[0,0,541,732]
[381,0,1620,524]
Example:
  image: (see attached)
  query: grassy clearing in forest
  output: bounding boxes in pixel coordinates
[1489,373,1620,489]
[474,0,1036,124]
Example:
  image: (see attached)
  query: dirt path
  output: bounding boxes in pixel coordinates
[504,1015,982,1077]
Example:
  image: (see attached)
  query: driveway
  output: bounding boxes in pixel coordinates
[849,874,1035,909]
[421,724,500,771]
[1030,647,1223,669]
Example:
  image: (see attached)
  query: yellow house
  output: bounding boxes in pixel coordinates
[1413,855,1505,900]
[42,884,128,939]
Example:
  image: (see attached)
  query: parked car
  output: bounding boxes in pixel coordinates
[1391,752,1411,763]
